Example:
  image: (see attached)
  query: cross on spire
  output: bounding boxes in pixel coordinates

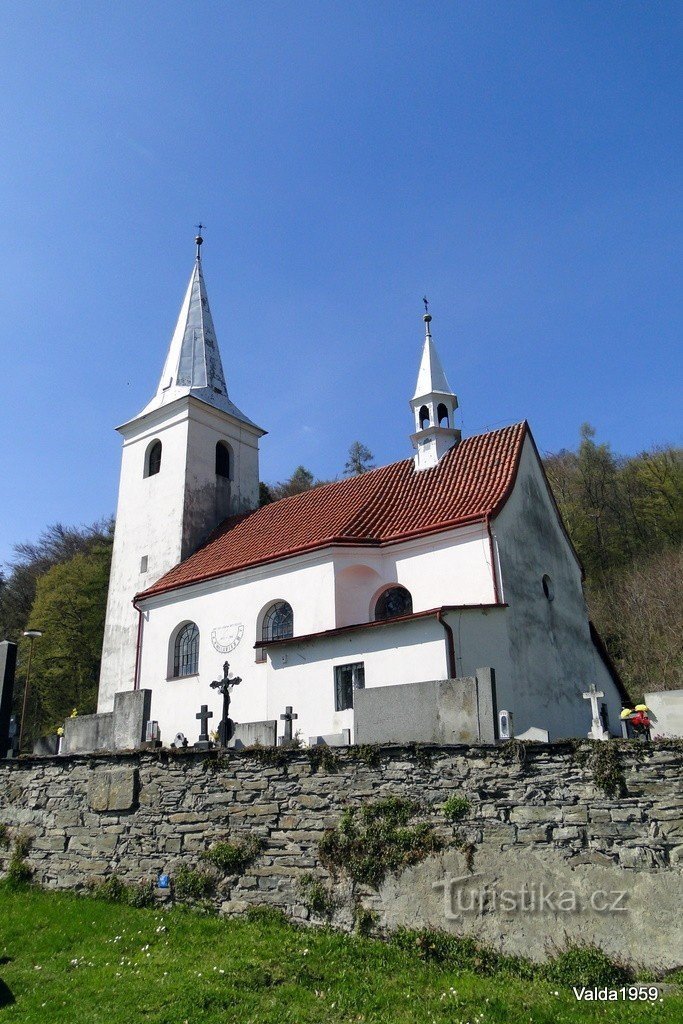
[194,224,205,260]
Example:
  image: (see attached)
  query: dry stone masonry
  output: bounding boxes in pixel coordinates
[1,741,681,968]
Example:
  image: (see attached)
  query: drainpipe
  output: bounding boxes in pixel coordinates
[436,609,457,679]
[132,599,144,691]
[485,515,502,605]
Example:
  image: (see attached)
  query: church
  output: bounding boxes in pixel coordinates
[96,235,626,747]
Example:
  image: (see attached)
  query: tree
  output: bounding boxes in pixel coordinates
[344,441,375,476]
[267,466,327,502]
[20,541,112,742]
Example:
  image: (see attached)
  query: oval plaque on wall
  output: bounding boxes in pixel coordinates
[211,623,244,654]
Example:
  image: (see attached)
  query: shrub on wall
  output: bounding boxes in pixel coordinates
[318,796,444,889]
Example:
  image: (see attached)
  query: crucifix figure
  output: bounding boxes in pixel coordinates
[195,704,213,744]
[280,705,298,746]
[582,684,608,741]
[210,661,242,747]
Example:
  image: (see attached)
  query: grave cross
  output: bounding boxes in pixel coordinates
[210,661,242,746]
[582,684,607,741]
[280,705,298,744]
[196,704,213,743]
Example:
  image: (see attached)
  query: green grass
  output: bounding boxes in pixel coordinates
[0,885,680,1024]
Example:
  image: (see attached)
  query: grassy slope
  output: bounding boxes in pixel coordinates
[0,887,680,1024]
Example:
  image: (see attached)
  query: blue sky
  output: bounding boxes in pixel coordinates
[0,2,680,566]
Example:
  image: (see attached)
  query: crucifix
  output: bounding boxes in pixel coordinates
[195,704,213,748]
[210,661,242,747]
[280,705,298,746]
[582,684,608,741]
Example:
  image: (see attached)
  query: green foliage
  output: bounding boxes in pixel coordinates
[0,886,680,1022]
[442,795,471,822]
[318,796,443,889]
[392,927,527,976]
[348,744,382,768]
[306,745,340,773]
[201,836,263,875]
[173,865,214,900]
[244,905,289,927]
[352,903,377,936]
[544,943,632,986]
[344,441,375,476]
[4,829,33,887]
[544,429,683,699]
[88,874,156,908]
[586,741,627,797]
[298,874,338,920]
[19,538,112,744]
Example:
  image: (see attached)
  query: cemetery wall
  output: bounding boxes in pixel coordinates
[0,742,682,968]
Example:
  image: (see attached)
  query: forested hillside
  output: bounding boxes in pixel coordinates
[1,431,680,743]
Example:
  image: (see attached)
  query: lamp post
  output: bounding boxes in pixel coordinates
[18,629,43,752]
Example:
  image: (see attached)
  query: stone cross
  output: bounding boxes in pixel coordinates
[280,705,298,744]
[582,684,608,741]
[196,704,213,743]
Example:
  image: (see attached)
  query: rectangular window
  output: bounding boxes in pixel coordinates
[140,555,148,573]
[334,662,365,712]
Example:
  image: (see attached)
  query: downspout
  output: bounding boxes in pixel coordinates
[132,599,144,691]
[485,515,502,605]
[436,609,457,679]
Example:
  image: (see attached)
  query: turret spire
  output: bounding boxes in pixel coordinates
[409,302,461,471]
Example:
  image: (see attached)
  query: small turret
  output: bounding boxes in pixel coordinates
[409,300,460,471]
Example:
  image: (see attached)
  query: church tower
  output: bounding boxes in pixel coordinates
[97,234,266,711]
[410,306,460,471]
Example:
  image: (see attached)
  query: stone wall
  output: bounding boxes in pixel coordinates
[1,742,681,969]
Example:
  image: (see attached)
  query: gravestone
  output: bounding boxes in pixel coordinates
[279,706,298,746]
[582,684,609,740]
[0,641,18,758]
[195,704,213,750]
[228,720,277,749]
[309,729,352,747]
[113,689,152,749]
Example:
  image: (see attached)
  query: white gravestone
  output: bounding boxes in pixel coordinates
[583,684,609,741]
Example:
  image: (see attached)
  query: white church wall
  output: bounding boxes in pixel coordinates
[493,436,624,740]
[332,525,495,628]
[137,551,337,744]
[264,616,449,743]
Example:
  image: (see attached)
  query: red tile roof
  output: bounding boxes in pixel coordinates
[139,421,528,600]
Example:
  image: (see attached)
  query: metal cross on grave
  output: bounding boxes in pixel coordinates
[210,661,242,747]
[582,684,608,741]
[280,706,298,745]
[196,704,213,744]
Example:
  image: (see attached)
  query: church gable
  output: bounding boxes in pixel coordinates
[138,421,528,600]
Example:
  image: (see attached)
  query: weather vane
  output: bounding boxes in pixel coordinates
[423,295,429,315]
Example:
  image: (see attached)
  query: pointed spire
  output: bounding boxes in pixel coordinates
[412,305,454,401]
[136,235,259,427]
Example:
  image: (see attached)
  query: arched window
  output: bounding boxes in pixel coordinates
[419,405,430,429]
[145,440,162,478]
[215,441,231,479]
[261,601,294,642]
[437,403,449,427]
[172,622,199,677]
[374,586,413,621]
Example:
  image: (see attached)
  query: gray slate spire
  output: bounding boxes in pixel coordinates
[137,255,258,427]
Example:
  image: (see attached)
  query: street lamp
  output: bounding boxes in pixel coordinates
[18,629,43,752]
